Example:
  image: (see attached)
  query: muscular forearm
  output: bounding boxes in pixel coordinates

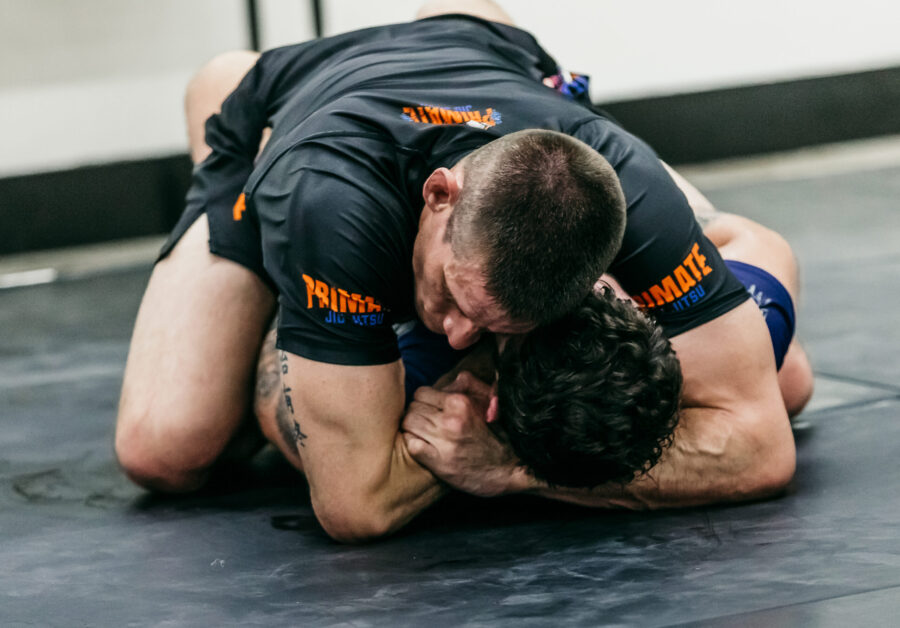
[365,433,448,532]
[516,406,796,510]
[304,420,448,543]
[252,336,447,541]
[277,351,453,543]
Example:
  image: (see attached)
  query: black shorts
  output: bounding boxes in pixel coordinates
[157,190,277,293]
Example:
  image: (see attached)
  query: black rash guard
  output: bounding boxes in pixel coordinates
[188,15,748,366]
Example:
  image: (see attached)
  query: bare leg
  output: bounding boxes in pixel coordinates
[115,216,276,491]
[415,0,515,25]
[115,51,276,492]
[185,50,260,163]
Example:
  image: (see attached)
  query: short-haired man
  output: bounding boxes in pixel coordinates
[116,4,811,541]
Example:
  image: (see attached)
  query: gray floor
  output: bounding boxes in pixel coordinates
[2,158,899,626]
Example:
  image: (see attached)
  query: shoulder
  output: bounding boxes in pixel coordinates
[250,135,419,316]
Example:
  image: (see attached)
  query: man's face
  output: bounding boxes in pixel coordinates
[412,219,534,350]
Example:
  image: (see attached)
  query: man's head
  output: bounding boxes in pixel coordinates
[412,129,626,349]
[492,288,682,488]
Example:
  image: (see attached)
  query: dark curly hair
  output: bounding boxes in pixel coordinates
[495,288,682,489]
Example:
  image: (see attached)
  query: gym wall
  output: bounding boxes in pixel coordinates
[1,0,898,253]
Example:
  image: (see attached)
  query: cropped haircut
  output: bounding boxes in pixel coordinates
[495,288,682,489]
[446,129,626,326]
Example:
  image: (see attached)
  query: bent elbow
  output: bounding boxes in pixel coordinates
[741,440,797,501]
[764,445,797,496]
[312,499,395,544]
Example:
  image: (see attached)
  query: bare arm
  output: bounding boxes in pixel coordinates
[281,351,445,542]
[405,300,796,508]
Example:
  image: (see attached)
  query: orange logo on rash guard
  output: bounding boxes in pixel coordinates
[631,243,714,312]
[401,104,502,127]
[233,193,247,221]
[302,274,382,314]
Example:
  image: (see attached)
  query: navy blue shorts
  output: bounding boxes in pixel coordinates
[725,260,796,370]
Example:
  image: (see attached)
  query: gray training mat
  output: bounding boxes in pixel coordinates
[2,162,899,626]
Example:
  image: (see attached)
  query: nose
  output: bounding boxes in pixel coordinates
[443,313,482,349]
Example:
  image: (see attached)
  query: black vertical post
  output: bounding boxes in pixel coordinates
[311,0,323,38]
[247,0,261,50]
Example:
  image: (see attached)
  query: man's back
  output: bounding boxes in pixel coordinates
[234,15,641,363]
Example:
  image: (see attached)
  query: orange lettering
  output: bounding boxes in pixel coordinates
[233,193,247,221]
[330,287,339,312]
[439,108,455,124]
[483,108,495,126]
[364,296,382,313]
[403,107,420,123]
[649,276,683,305]
[425,107,442,124]
[692,243,713,276]
[683,253,703,281]
[314,280,329,308]
[302,274,316,309]
[642,291,655,308]
[673,266,697,292]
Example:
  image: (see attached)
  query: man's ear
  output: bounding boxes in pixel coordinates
[486,394,499,424]
[423,167,461,213]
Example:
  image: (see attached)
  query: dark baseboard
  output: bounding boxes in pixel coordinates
[1,155,192,256]
[2,65,898,255]
[599,65,900,164]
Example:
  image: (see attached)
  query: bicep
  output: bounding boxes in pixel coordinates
[673,300,781,407]
[671,300,793,460]
[280,351,406,495]
[665,302,796,496]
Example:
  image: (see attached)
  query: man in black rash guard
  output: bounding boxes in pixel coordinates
[115,1,811,541]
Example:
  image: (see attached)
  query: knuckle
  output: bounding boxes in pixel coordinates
[445,393,470,414]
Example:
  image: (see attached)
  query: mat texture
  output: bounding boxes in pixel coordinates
[2,166,899,626]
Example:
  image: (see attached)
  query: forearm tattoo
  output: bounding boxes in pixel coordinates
[279,351,308,449]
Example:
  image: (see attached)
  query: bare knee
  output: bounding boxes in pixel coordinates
[185,50,260,163]
[114,405,212,493]
[779,342,814,418]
